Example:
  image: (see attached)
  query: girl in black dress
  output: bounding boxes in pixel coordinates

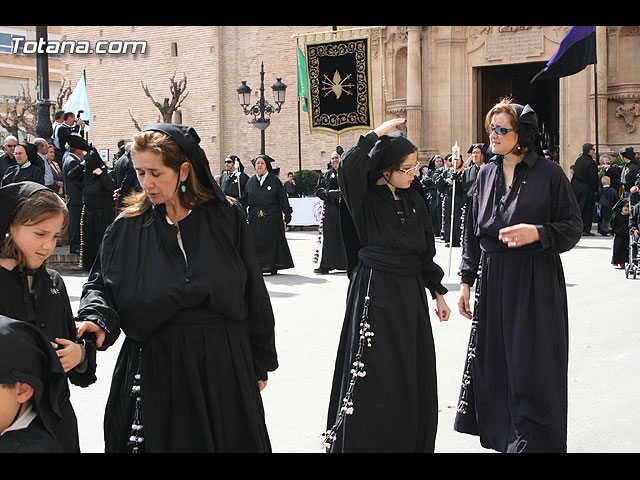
[609,199,630,267]
[455,99,582,452]
[324,118,451,453]
[240,154,294,274]
[0,181,97,452]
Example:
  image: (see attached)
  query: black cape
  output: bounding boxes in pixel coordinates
[315,167,347,271]
[81,151,115,271]
[326,131,447,452]
[420,168,442,234]
[77,199,278,452]
[610,211,629,264]
[1,162,44,187]
[436,166,464,246]
[240,172,294,273]
[455,152,582,453]
[220,170,250,199]
[0,415,63,453]
[571,153,599,233]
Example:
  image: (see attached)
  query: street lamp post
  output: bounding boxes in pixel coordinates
[34,25,53,142]
[237,62,286,155]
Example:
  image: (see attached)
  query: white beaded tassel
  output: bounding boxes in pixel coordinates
[322,269,374,449]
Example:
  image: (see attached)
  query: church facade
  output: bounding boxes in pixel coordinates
[47,25,640,176]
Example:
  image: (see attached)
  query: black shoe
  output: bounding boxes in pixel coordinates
[314,267,329,274]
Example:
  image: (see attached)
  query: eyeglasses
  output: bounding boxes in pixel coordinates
[4,144,17,148]
[224,160,233,163]
[486,125,514,136]
[396,162,420,175]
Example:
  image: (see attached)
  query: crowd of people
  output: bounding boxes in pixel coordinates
[568,143,640,269]
[0,97,634,454]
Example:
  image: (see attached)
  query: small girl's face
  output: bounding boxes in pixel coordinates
[10,213,64,269]
[622,206,630,215]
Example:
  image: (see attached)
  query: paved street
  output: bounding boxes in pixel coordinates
[62,227,640,453]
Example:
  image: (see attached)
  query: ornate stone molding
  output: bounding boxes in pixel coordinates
[466,25,569,57]
[609,83,640,133]
[616,103,640,133]
[385,98,407,116]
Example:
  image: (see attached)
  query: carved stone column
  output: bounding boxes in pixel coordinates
[595,26,608,154]
[406,26,422,148]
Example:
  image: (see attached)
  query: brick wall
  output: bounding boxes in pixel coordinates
[58,26,363,180]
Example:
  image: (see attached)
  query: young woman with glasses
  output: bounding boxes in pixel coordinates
[324,118,451,453]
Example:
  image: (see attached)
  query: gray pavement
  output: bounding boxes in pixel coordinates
[62,227,640,453]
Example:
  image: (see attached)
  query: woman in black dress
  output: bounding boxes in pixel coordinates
[80,149,115,271]
[455,99,582,453]
[314,149,347,274]
[240,154,294,274]
[75,124,278,453]
[324,118,451,453]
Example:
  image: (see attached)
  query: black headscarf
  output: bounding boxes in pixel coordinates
[142,123,226,202]
[65,134,92,153]
[511,103,542,154]
[84,149,105,172]
[467,143,488,161]
[251,154,275,174]
[367,131,417,184]
[0,181,49,239]
[0,315,66,436]
[226,154,245,173]
[17,142,38,165]
[620,146,636,163]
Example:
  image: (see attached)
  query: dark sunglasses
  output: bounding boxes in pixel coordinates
[224,160,233,163]
[486,125,514,136]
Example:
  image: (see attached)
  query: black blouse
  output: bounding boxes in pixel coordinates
[459,151,583,286]
[338,131,447,298]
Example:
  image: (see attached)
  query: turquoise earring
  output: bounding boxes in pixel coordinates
[180,183,186,193]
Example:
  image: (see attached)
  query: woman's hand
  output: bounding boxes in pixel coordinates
[52,338,84,372]
[373,118,405,137]
[434,292,451,322]
[258,380,267,392]
[76,320,106,348]
[498,223,540,248]
[458,283,473,319]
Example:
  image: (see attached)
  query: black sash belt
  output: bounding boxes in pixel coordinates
[357,246,422,276]
[479,236,541,253]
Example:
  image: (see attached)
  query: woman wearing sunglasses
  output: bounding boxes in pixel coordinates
[324,118,450,453]
[454,98,582,452]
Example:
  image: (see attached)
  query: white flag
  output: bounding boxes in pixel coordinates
[63,71,91,132]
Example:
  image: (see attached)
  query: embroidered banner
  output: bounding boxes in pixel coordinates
[305,36,374,134]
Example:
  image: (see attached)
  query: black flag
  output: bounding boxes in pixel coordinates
[531,26,596,84]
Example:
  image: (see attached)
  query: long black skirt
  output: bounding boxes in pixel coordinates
[454,248,569,453]
[82,206,114,272]
[248,215,294,273]
[319,201,346,271]
[326,262,438,452]
[103,316,271,453]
